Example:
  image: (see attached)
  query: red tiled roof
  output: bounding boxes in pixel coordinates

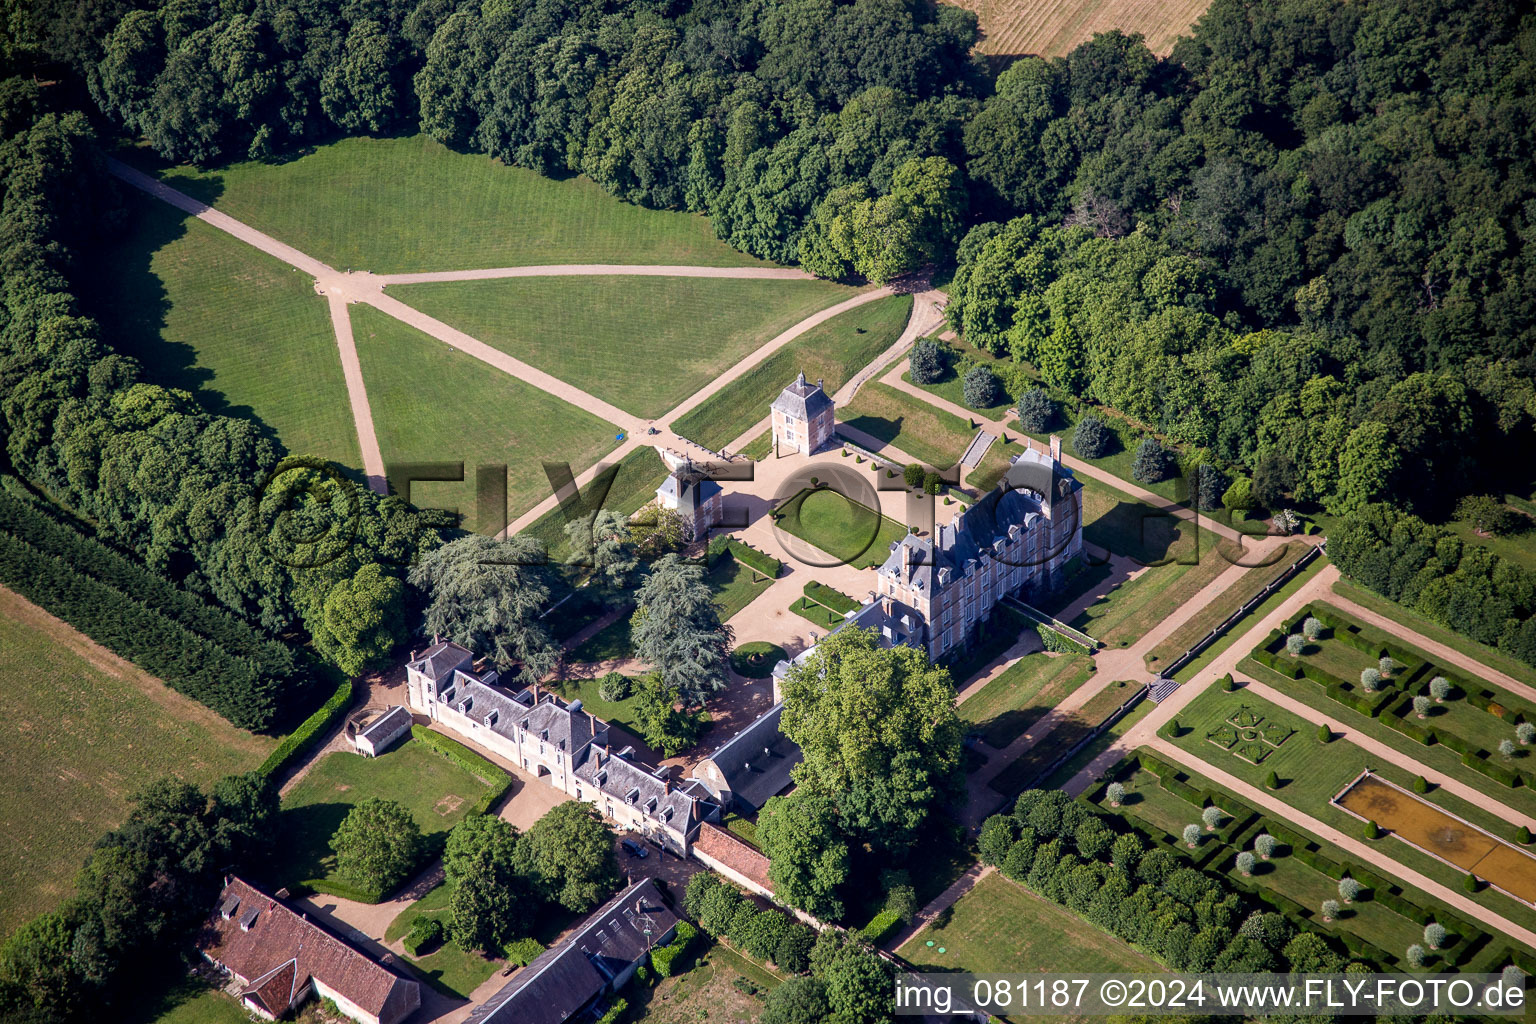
[198,878,418,1023]
[695,822,773,893]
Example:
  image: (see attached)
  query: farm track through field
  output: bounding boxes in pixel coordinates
[959,0,1211,58]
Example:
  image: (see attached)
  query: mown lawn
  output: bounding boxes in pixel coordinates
[0,588,275,936]
[139,134,767,272]
[1048,478,1228,648]
[773,486,908,569]
[351,305,621,532]
[383,881,503,998]
[123,978,252,1024]
[903,365,1014,419]
[271,739,498,892]
[89,194,361,472]
[959,652,1095,748]
[672,294,913,450]
[897,872,1160,981]
[837,381,977,467]
[392,275,858,419]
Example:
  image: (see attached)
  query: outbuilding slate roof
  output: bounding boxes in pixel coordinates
[692,702,801,811]
[198,877,417,1023]
[469,878,680,1024]
[770,372,833,420]
[407,640,473,681]
[359,705,413,745]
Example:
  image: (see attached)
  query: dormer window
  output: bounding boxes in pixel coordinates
[627,787,640,803]
[485,710,498,728]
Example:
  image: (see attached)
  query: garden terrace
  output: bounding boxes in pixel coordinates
[958,651,1096,748]
[836,381,976,466]
[1092,754,1496,969]
[772,486,909,569]
[987,680,1143,797]
[1156,687,1536,939]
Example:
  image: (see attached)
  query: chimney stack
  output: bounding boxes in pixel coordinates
[1049,434,1062,463]
[900,541,911,578]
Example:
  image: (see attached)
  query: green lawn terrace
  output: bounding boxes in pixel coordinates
[897,872,1160,993]
[88,192,362,474]
[670,293,914,452]
[772,485,910,569]
[130,134,771,273]
[958,650,1096,748]
[390,275,862,419]
[836,380,976,467]
[268,736,503,897]
[350,305,621,533]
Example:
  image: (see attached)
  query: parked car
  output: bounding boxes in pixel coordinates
[621,838,648,859]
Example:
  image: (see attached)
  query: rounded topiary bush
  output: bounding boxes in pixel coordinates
[1073,415,1113,459]
[1015,387,1057,432]
[963,365,1001,408]
[909,339,944,384]
[598,672,632,702]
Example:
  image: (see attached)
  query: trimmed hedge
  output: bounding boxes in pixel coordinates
[726,539,781,580]
[410,726,513,815]
[860,909,901,943]
[404,916,444,956]
[0,488,314,730]
[650,921,697,978]
[803,579,860,615]
[1036,623,1093,655]
[596,998,628,1024]
[257,679,354,778]
[305,876,393,904]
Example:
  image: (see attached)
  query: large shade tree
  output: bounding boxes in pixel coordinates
[630,553,733,707]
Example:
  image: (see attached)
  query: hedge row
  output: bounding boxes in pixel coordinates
[0,488,316,730]
[256,679,354,778]
[1250,640,1397,716]
[403,916,444,956]
[650,921,697,978]
[725,538,782,580]
[1376,693,1536,789]
[860,909,901,943]
[803,579,860,615]
[0,487,300,676]
[1036,623,1092,656]
[410,726,513,815]
[1283,606,1426,676]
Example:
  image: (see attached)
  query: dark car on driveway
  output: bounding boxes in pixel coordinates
[621,838,649,859]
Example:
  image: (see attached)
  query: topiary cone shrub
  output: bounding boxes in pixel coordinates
[1364,819,1380,840]
[1265,770,1280,790]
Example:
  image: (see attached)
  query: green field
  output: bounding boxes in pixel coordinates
[392,275,857,419]
[139,135,768,273]
[898,872,1160,982]
[383,881,502,998]
[773,486,909,568]
[270,739,497,892]
[1051,477,1229,648]
[838,381,977,466]
[959,652,1096,748]
[90,194,361,471]
[0,588,275,937]
[671,294,914,450]
[350,305,621,531]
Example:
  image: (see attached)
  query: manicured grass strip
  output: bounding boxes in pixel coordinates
[1144,541,1312,672]
[671,294,914,450]
[1173,555,1330,683]
[711,556,776,623]
[271,739,494,895]
[141,134,768,273]
[897,872,1160,977]
[1332,579,1536,688]
[803,579,860,615]
[522,446,670,561]
[959,652,1095,748]
[987,680,1143,796]
[903,363,1014,420]
[837,381,976,466]
[89,195,362,472]
[773,486,908,569]
[350,305,620,531]
[790,596,845,629]
[392,275,859,419]
[568,612,635,665]
[0,587,275,936]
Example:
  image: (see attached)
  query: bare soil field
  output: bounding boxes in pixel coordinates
[952,0,1210,58]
